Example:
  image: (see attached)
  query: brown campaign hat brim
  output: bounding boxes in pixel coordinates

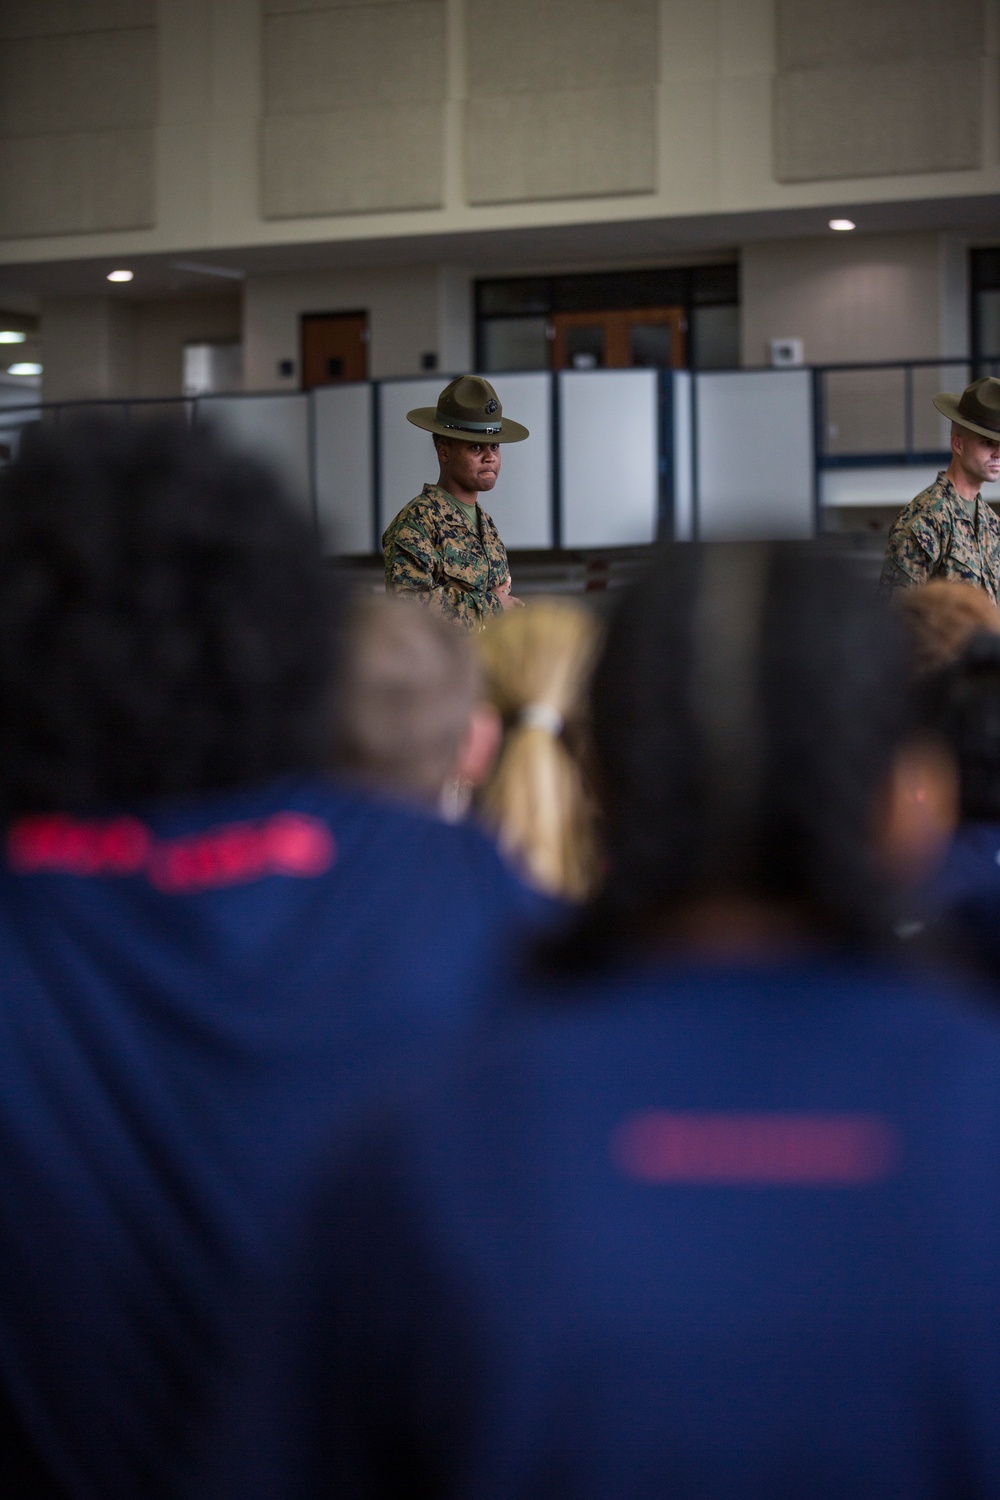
[406,407,529,444]
[933,391,1000,442]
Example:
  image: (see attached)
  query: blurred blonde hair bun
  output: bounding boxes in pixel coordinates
[476,598,600,901]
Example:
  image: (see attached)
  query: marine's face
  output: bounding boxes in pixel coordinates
[439,438,501,493]
[956,429,1000,487]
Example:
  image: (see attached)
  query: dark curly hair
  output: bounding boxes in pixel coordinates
[548,542,914,969]
[0,417,337,812]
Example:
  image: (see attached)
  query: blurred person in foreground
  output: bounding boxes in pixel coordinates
[192,543,1000,1500]
[921,633,1000,989]
[330,592,500,817]
[892,577,1000,676]
[474,598,601,901]
[0,419,543,1500]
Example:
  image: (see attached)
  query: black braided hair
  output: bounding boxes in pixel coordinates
[545,542,914,971]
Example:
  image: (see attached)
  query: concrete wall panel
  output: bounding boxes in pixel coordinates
[774,0,982,182]
[0,29,156,136]
[0,126,154,237]
[261,104,443,217]
[467,0,656,94]
[264,2,444,111]
[261,0,445,217]
[775,59,981,182]
[466,85,655,205]
[465,0,656,204]
[777,0,975,68]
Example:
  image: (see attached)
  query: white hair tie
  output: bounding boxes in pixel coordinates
[518,702,564,736]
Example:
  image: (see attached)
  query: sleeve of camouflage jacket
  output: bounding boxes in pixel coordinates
[879,512,943,594]
[386,512,503,630]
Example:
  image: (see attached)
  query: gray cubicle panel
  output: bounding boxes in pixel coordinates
[196,393,313,518]
[478,372,552,549]
[312,383,374,555]
[559,369,659,549]
[693,369,813,540]
[378,374,551,547]
[377,378,449,536]
[670,371,694,541]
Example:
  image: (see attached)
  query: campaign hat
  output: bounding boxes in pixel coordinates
[933,376,1000,441]
[406,375,529,444]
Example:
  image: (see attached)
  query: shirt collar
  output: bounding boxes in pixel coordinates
[939,471,982,509]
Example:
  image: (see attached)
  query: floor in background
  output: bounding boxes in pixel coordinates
[335,547,653,601]
[337,536,885,598]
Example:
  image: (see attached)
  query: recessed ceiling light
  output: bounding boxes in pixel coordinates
[8,362,41,376]
[107,269,134,283]
[0,331,26,344]
[829,218,856,232]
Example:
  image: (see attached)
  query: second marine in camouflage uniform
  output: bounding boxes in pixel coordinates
[383,483,510,631]
[880,471,1000,604]
[881,375,1000,604]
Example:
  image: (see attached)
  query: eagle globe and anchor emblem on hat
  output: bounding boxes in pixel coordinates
[406,375,530,443]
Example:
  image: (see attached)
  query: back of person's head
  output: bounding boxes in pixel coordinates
[561,542,927,966]
[475,598,599,900]
[892,579,1000,675]
[0,417,336,813]
[331,592,485,809]
[926,633,1000,821]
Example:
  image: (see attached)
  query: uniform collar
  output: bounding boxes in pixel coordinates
[423,483,486,536]
[938,471,982,510]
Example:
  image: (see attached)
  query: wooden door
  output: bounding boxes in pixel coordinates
[300,311,369,389]
[550,306,686,371]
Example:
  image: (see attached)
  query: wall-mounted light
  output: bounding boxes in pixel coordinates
[8,362,42,376]
[829,218,856,232]
[107,269,134,283]
[0,331,26,344]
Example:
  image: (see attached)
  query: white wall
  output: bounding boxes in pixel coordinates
[243,265,444,391]
[41,292,241,401]
[740,231,947,367]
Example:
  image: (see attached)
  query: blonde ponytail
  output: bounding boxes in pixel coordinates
[475,600,600,901]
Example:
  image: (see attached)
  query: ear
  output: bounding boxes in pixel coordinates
[454,701,502,789]
[871,739,959,887]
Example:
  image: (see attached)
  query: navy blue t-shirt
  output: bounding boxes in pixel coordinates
[204,956,1000,1500]
[0,776,546,1500]
[923,821,1000,989]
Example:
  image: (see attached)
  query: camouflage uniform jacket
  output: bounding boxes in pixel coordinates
[880,471,1000,603]
[383,484,509,630]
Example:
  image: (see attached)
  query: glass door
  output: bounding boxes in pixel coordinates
[550,306,686,371]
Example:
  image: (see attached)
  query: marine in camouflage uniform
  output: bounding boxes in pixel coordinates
[383,484,510,630]
[880,471,1000,604]
[384,374,530,631]
[881,376,1000,604]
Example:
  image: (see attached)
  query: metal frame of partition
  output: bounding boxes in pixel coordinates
[4,355,997,548]
[812,355,1000,473]
[0,374,676,554]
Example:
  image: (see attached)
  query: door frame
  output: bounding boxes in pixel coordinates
[299,309,370,390]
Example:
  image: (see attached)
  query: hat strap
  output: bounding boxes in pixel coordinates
[437,417,502,434]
